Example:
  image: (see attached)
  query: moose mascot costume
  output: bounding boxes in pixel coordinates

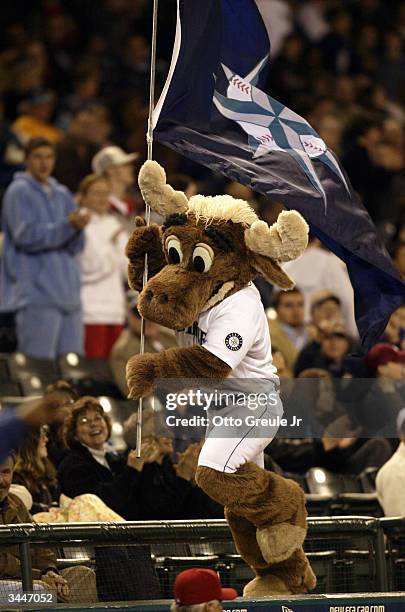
[126,160,316,596]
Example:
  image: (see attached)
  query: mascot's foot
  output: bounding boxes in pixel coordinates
[243,574,292,597]
[243,549,317,598]
[255,548,317,595]
[256,522,306,565]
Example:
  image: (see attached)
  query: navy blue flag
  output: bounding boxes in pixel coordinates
[153,0,405,350]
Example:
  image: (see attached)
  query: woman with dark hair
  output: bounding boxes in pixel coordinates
[57,397,141,519]
[13,426,59,513]
[45,380,78,468]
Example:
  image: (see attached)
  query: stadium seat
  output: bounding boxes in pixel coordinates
[359,467,379,493]
[155,555,219,598]
[59,353,122,398]
[0,381,23,398]
[216,554,254,595]
[306,493,333,516]
[306,467,345,496]
[305,467,382,516]
[0,356,10,383]
[2,352,59,395]
[6,352,60,383]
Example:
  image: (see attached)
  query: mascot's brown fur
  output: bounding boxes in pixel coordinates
[125,160,316,596]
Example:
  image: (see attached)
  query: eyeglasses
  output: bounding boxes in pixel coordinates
[78,414,105,427]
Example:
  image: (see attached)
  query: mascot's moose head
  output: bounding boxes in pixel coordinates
[127,160,309,330]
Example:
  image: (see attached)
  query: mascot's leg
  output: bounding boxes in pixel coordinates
[196,457,316,596]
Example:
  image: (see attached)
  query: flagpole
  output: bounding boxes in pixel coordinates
[136,0,159,458]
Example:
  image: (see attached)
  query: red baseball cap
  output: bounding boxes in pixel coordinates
[366,343,405,371]
[174,568,238,605]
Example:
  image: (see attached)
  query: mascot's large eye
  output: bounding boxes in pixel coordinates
[192,243,214,273]
[165,236,183,264]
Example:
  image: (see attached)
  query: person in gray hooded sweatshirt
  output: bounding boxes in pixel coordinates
[0,137,90,359]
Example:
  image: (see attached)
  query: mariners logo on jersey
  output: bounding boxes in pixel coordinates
[225,332,243,351]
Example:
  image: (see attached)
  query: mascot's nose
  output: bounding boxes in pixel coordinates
[144,289,169,305]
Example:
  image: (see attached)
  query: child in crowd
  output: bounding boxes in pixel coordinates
[77,174,128,359]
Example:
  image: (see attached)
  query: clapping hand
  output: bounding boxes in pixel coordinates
[174,443,201,483]
[68,209,91,231]
[127,438,161,471]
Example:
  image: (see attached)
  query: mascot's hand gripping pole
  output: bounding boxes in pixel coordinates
[136,0,159,457]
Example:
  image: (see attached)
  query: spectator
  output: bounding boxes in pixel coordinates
[171,568,237,612]
[351,346,404,437]
[57,396,141,520]
[294,292,360,376]
[0,137,90,359]
[296,1,329,44]
[12,91,62,144]
[283,236,357,336]
[267,34,309,108]
[44,381,78,468]
[53,107,110,193]
[0,453,97,603]
[320,9,356,74]
[13,425,59,514]
[377,29,405,103]
[365,343,405,382]
[295,319,351,377]
[316,113,345,156]
[123,409,223,520]
[342,118,403,226]
[56,62,102,130]
[268,288,311,371]
[77,174,128,359]
[310,290,343,328]
[91,145,140,226]
[0,100,24,196]
[110,291,176,397]
[272,347,292,380]
[376,407,405,516]
[0,393,71,464]
[382,306,405,349]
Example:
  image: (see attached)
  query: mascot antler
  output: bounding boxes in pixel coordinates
[245,211,309,262]
[138,160,188,216]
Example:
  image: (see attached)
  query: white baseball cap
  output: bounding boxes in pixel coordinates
[92,146,139,175]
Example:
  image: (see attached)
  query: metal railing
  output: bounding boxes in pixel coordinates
[0,516,401,604]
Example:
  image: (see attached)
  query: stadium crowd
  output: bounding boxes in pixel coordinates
[0,0,404,603]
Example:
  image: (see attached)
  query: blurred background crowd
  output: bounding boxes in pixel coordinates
[0,0,404,536]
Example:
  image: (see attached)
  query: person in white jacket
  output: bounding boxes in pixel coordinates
[77,174,128,358]
[376,408,405,517]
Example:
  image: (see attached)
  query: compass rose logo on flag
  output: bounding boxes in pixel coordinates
[213,58,351,212]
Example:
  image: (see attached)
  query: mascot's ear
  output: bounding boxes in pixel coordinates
[246,209,308,289]
[138,160,189,217]
[250,253,295,289]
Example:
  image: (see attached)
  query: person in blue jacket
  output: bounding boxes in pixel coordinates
[0,137,90,358]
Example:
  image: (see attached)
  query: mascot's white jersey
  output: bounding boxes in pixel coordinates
[175,282,278,381]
